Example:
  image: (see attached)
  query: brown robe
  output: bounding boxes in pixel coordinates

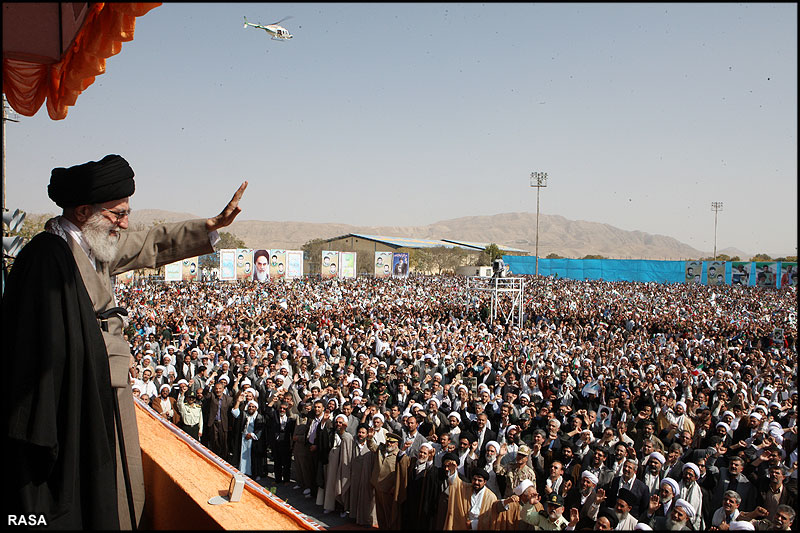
[371,443,401,529]
[349,439,378,526]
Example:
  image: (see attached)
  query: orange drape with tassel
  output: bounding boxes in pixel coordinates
[3,3,161,120]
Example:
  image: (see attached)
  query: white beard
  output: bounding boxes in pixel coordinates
[255,269,268,281]
[83,211,120,263]
[665,518,686,530]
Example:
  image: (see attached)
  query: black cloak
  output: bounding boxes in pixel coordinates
[3,232,119,529]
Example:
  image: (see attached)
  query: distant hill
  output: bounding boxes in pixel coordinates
[124,210,758,261]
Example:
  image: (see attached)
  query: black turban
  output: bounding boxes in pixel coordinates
[597,506,619,529]
[442,452,459,465]
[48,154,135,208]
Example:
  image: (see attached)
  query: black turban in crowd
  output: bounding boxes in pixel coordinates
[48,154,135,208]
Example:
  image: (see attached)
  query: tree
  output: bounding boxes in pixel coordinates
[750,253,773,262]
[215,231,246,251]
[582,254,605,259]
[546,253,563,259]
[410,248,435,273]
[302,238,326,275]
[8,213,50,242]
[478,244,503,266]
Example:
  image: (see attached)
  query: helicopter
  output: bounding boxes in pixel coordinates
[243,16,293,40]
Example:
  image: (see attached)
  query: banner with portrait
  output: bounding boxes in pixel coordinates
[252,249,270,282]
[706,261,726,286]
[181,257,199,282]
[731,262,751,286]
[392,252,409,278]
[116,270,135,286]
[321,251,339,280]
[684,260,702,284]
[270,249,287,280]
[235,248,254,281]
[164,261,182,282]
[780,262,797,288]
[755,262,778,288]
[375,251,393,278]
[286,250,304,279]
[220,249,236,281]
[340,251,357,279]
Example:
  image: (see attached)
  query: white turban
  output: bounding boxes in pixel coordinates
[335,414,348,425]
[246,400,259,410]
[728,521,755,530]
[449,412,462,423]
[634,524,653,530]
[675,401,686,411]
[160,384,171,392]
[647,451,666,465]
[372,413,385,423]
[513,479,535,496]
[660,477,679,495]
[485,441,500,454]
[581,470,599,484]
[717,422,731,432]
[420,442,435,453]
[674,498,696,519]
[429,397,441,408]
[683,462,700,478]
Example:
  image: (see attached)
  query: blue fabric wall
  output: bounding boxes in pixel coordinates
[503,256,792,287]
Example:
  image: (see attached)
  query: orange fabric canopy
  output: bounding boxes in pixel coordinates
[2,3,161,120]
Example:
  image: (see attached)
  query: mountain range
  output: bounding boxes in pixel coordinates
[124,209,755,261]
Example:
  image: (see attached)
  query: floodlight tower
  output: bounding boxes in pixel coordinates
[711,202,723,260]
[530,172,548,276]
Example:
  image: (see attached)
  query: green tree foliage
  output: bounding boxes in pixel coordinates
[750,253,773,262]
[546,253,563,259]
[774,256,797,262]
[5,212,50,243]
[410,246,473,274]
[478,244,503,266]
[582,254,605,259]
[215,231,247,251]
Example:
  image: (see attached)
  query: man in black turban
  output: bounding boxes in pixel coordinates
[4,154,248,529]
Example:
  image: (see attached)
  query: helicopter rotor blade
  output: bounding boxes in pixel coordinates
[271,16,293,25]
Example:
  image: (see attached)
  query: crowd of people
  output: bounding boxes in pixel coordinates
[117,274,797,530]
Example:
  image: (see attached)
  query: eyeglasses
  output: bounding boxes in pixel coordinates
[100,207,131,222]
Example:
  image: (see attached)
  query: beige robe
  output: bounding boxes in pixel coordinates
[68,219,213,529]
[323,430,354,511]
[444,478,499,530]
[371,444,401,529]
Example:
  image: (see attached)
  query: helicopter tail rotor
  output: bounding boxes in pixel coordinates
[243,16,248,28]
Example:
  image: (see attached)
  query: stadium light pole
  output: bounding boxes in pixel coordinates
[711,202,723,260]
[530,172,548,276]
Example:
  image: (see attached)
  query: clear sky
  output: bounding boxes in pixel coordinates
[5,3,797,257]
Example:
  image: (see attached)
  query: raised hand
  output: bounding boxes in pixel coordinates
[206,181,248,231]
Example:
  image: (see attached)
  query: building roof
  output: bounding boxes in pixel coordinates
[325,233,528,253]
[440,239,529,254]
[345,233,467,249]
